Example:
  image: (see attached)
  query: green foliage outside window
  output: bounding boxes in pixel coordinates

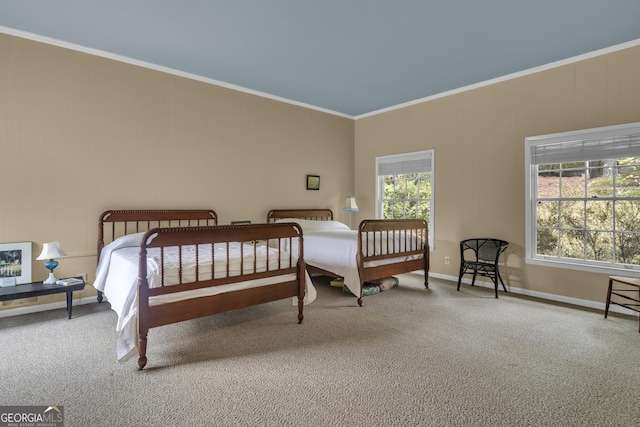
[536,157,640,265]
[382,172,432,221]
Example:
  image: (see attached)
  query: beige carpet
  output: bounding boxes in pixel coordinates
[2,275,639,427]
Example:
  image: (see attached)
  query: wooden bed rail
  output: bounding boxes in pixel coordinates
[267,209,333,222]
[98,209,218,259]
[139,223,305,293]
[100,209,218,224]
[358,219,428,261]
[144,222,301,247]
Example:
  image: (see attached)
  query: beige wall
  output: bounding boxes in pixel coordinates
[3,31,639,313]
[354,44,640,305]
[0,34,354,311]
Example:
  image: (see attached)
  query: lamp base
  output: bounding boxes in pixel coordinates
[43,272,58,285]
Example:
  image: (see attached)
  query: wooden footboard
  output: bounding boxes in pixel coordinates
[135,223,305,370]
[356,219,429,306]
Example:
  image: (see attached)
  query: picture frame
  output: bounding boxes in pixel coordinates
[0,242,32,285]
[306,175,320,190]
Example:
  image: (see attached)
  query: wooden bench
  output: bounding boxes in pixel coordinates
[0,279,86,319]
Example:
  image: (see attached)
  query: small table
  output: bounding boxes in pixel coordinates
[605,275,640,332]
[0,279,86,319]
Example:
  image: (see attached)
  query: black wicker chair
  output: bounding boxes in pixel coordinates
[457,238,509,298]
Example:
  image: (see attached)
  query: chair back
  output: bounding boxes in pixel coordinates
[461,238,508,263]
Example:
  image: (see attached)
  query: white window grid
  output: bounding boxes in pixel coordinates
[525,122,640,275]
[376,150,434,251]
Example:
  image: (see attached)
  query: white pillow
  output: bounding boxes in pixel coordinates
[275,218,350,232]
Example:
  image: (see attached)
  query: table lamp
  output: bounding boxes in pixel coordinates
[37,242,68,285]
[343,196,359,229]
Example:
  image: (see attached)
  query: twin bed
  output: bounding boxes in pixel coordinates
[95,208,429,369]
[94,209,312,370]
[267,209,429,306]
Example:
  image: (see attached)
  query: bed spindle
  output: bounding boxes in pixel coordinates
[252,241,257,272]
[160,247,165,287]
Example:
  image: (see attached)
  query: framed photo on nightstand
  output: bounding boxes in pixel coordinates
[0,242,32,285]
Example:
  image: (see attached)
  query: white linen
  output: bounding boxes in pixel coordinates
[277,218,423,296]
[275,218,351,233]
[94,232,147,293]
[299,229,362,296]
[95,234,315,362]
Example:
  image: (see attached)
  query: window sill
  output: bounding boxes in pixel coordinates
[526,257,640,277]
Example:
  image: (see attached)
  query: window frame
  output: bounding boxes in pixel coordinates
[375,150,434,251]
[525,122,640,275]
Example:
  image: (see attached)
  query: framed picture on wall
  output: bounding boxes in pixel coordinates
[306,175,320,190]
[0,242,32,285]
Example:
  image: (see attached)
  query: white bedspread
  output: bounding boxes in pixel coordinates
[277,219,424,296]
[300,230,362,295]
[95,232,315,362]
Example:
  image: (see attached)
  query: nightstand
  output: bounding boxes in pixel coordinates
[0,278,86,319]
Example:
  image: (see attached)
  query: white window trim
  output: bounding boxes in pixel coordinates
[525,122,640,276]
[376,150,435,251]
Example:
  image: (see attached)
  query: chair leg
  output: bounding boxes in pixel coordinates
[497,269,507,292]
[471,271,477,287]
[457,267,465,291]
[604,278,613,319]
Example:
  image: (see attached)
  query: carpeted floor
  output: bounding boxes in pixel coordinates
[2,275,639,427]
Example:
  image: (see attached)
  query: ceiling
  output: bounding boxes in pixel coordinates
[1,1,640,118]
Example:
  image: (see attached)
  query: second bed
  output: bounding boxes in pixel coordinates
[267,209,429,306]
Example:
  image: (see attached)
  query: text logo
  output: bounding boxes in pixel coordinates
[0,406,64,427]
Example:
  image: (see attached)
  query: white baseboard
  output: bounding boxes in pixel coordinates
[1,274,634,318]
[425,272,637,316]
[0,296,99,319]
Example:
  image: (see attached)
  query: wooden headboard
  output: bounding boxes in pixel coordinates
[98,209,218,258]
[267,209,333,222]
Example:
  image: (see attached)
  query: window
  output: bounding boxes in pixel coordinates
[376,150,434,250]
[525,122,640,275]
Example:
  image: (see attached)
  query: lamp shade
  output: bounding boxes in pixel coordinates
[344,196,359,212]
[37,242,68,260]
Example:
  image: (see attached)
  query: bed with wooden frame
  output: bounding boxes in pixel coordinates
[95,209,310,370]
[267,209,429,306]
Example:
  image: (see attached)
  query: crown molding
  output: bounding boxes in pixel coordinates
[356,38,640,120]
[0,26,353,120]
[2,26,638,122]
